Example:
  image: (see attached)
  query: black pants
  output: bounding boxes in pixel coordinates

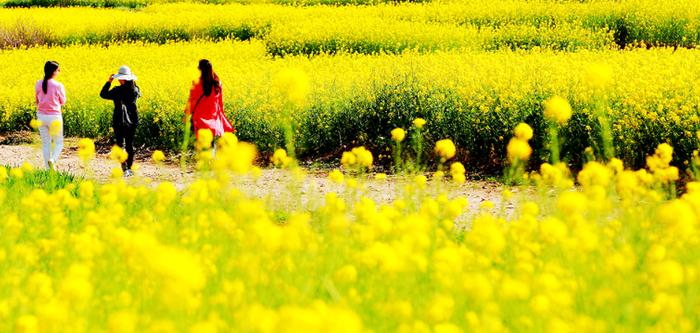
[114,126,136,171]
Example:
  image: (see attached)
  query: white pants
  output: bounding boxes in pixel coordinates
[37,113,64,169]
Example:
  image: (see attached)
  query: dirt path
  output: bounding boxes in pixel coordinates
[0,137,505,211]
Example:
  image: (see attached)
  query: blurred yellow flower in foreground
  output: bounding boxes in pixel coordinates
[507,138,532,162]
[77,138,95,162]
[514,123,533,141]
[391,128,406,143]
[434,139,456,160]
[29,119,42,130]
[544,96,572,124]
[109,145,128,163]
[413,118,426,129]
[273,67,310,108]
[585,63,613,89]
[152,150,166,163]
[342,147,373,170]
[271,148,292,168]
[196,129,214,150]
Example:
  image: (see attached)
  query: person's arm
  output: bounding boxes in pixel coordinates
[185,82,199,115]
[99,75,117,100]
[216,82,224,112]
[58,83,67,105]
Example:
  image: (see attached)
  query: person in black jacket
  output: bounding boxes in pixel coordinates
[100,65,141,177]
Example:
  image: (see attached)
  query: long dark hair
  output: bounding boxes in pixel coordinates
[42,61,59,94]
[122,80,140,100]
[198,59,220,97]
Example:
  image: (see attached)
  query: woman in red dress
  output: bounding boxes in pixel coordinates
[186,59,235,147]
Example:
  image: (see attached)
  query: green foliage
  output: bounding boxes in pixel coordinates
[2,165,77,193]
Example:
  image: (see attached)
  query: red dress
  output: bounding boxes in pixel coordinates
[187,80,234,137]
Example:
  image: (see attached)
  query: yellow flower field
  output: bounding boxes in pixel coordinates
[2,127,700,332]
[0,1,698,51]
[1,40,699,168]
[1,1,700,331]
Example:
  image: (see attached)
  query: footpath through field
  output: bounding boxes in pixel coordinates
[0,137,505,212]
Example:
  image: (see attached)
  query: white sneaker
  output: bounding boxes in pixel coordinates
[124,169,134,178]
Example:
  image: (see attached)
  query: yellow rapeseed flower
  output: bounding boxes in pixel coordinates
[391,128,406,143]
[196,128,214,150]
[328,169,344,184]
[507,138,532,162]
[514,123,533,141]
[341,151,357,169]
[29,119,42,130]
[271,148,292,168]
[434,139,456,160]
[414,175,427,189]
[152,150,165,163]
[77,138,95,161]
[273,67,310,108]
[413,118,426,129]
[108,311,137,333]
[352,147,374,169]
[49,120,61,136]
[450,162,465,175]
[655,143,674,166]
[15,315,38,333]
[21,162,34,173]
[557,191,587,215]
[452,173,466,184]
[450,162,466,184]
[433,170,445,180]
[109,145,128,163]
[543,96,572,124]
[9,167,23,179]
[585,63,613,89]
[111,167,124,179]
[334,265,358,283]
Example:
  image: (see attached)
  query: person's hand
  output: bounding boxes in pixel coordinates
[108,74,114,83]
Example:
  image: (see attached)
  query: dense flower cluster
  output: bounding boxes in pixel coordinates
[3,40,699,170]
[2,129,700,332]
[0,1,697,51]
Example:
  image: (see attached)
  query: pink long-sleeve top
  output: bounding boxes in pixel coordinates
[35,79,66,115]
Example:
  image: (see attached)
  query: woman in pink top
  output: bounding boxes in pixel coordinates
[35,61,66,170]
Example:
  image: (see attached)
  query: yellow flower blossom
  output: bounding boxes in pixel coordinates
[152,150,166,163]
[109,145,128,163]
[514,123,533,141]
[543,96,572,124]
[328,169,344,184]
[271,148,292,168]
[413,118,426,129]
[434,139,456,160]
[273,67,310,108]
[29,119,42,130]
[585,63,613,89]
[77,138,95,161]
[507,138,532,162]
[391,128,406,143]
[196,129,214,150]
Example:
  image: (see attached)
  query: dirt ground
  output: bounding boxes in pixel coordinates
[0,135,505,211]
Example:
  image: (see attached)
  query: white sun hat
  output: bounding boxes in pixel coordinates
[112,65,137,81]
